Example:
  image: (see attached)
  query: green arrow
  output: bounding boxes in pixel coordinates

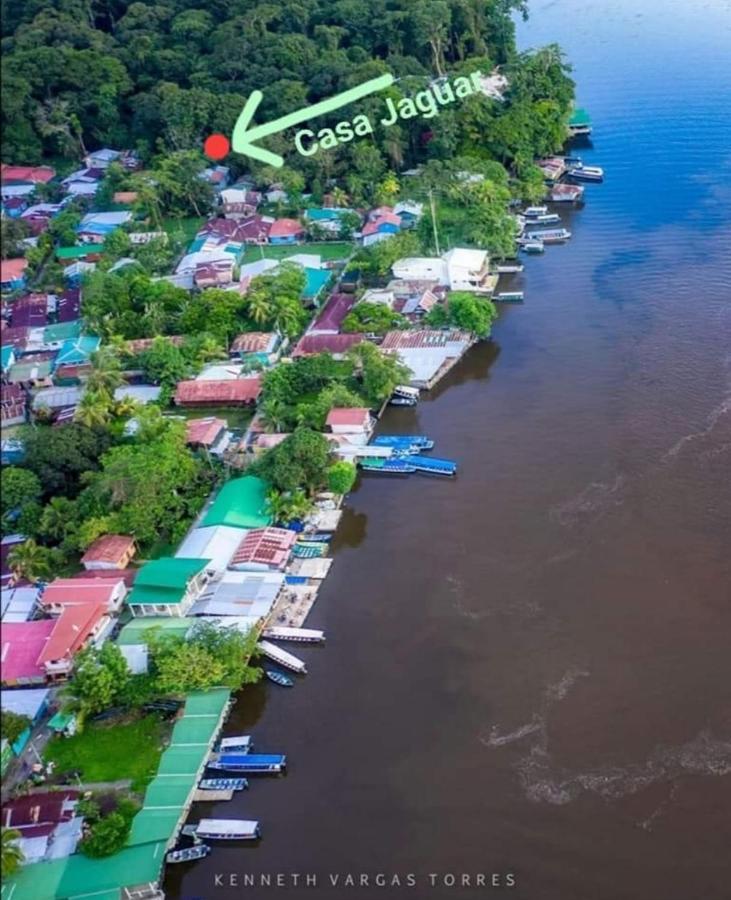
[232,73,395,167]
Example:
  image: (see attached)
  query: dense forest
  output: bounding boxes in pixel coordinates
[1,0,574,187]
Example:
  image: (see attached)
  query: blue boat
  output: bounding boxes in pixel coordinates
[208,753,287,774]
[298,532,332,543]
[399,455,457,476]
[360,458,416,474]
[373,435,434,450]
[198,778,248,791]
[266,669,294,687]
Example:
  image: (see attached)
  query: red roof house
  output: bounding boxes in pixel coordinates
[81,535,136,570]
[268,218,305,243]
[185,417,228,448]
[325,407,372,434]
[229,527,297,571]
[2,790,79,838]
[308,293,358,335]
[36,602,109,678]
[1,620,56,685]
[174,377,262,407]
[1,165,55,184]
[292,332,365,358]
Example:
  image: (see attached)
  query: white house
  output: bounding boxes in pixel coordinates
[391,248,495,294]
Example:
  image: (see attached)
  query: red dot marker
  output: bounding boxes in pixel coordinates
[204,133,230,161]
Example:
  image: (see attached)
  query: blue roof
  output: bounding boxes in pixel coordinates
[1,345,15,372]
[76,222,117,235]
[54,335,101,367]
[302,267,331,300]
[217,754,285,764]
[305,208,351,221]
[188,236,206,253]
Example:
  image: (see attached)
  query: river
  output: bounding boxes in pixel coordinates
[170,0,731,897]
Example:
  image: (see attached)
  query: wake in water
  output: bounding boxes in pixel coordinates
[549,476,627,527]
[662,395,731,462]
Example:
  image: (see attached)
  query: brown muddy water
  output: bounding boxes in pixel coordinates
[170,1,731,897]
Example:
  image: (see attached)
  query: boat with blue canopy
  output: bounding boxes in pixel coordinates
[208,753,287,773]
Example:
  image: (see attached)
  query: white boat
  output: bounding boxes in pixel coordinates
[392,384,420,400]
[257,639,307,673]
[185,818,261,840]
[518,240,545,254]
[532,213,561,225]
[495,262,524,273]
[219,735,252,753]
[262,626,325,643]
[495,292,524,303]
[199,778,248,791]
[567,165,604,182]
[524,205,548,217]
[166,844,211,863]
[525,228,571,243]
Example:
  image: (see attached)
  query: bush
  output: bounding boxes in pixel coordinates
[79,812,131,858]
[327,461,357,495]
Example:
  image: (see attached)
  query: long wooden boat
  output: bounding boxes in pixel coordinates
[199,778,248,791]
[262,626,325,643]
[166,844,211,863]
[266,669,295,687]
[525,228,571,243]
[207,753,287,773]
[495,292,525,303]
[184,819,261,840]
[219,735,252,753]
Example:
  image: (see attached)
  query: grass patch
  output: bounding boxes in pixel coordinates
[240,241,353,264]
[162,216,206,245]
[44,715,168,791]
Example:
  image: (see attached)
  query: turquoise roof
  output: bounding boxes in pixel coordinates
[302,267,331,300]
[1,345,15,372]
[54,335,101,367]
[306,207,351,221]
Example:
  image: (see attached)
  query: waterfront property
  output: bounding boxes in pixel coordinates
[380,329,474,388]
[126,557,211,617]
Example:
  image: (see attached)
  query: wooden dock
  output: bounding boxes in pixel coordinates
[267,583,319,629]
[192,788,234,802]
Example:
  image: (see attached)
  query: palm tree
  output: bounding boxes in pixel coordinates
[246,287,274,326]
[1,827,24,878]
[113,397,141,419]
[260,398,290,433]
[329,186,348,208]
[74,394,112,428]
[7,540,52,583]
[87,348,124,397]
[39,497,74,542]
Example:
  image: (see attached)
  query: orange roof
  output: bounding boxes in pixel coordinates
[185,417,227,446]
[1,164,55,184]
[174,377,261,405]
[230,526,296,570]
[230,332,277,354]
[113,191,138,204]
[37,603,107,665]
[40,576,126,608]
[1,258,29,281]
[326,407,370,427]
[80,535,136,566]
[269,218,304,237]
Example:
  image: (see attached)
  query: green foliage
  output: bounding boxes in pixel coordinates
[265,488,314,526]
[342,301,408,335]
[146,622,261,693]
[244,264,308,338]
[79,811,132,858]
[1,711,31,746]
[65,644,132,719]
[20,424,113,497]
[327,461,357,495]
[426,291,497,338]
[253,427,332,495]
[294,384,366,431]
[1,827,24,878]
[1,218,31,259]
[1,467,42,527]
[346,341,412,405]
[355,231,422,278]
[6,539,58,582]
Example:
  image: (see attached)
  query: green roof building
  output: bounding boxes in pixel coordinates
[126,556,210,617]
[568,107,592,134]
[201,475,271,530]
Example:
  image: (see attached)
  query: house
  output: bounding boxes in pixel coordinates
[113,191,139,205]
[201,476,271,530]
[0,620,56,685]
[268,218,305,245]
[301,267,332,306]
[1,164,55,185]
[124,335,184,355]
[185,417,231,456]
[126,557,211,617]
[39,576,128,615]
[250,432,290,455]
[8,293,49,328]
[391,248,496,294]
[37,602,111,679]
[84,148,122,168]
[174,377,261,407]
[191,570,284,624]
[1,259,29,292]
[128,230,167,245]
[400,288,438,317]
[305,207,358,235]
[393,200,424,227]
[32,386,84,412]
[76,211,132,244]
[200,165,231,188]
[194,257,234,288]
[360,212,402,247]
[292,332,365,358]
[550,183,584,202]
[1,323,30,351]
[113,385,162,405]
[360,288,397,307]
[325,407,373,436]
[380,329,473,388]
[81,534,137,571]
[233,214,273,243]
[7,355,54,387]
[229,331,281,365]
[175,524,245,572]
[0,689,50,758]
[1,382,27,427]
[308,292,357,334]
[2,196,29,217]
[536,157,567,182]
[1,585,40,622]
[53,335,101,369]
[229,527,296,572]
[568,107,592,136]
[0,790,80,863]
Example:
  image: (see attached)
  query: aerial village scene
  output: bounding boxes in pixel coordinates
[1,0,730,898]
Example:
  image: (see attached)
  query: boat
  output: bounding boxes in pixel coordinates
[519,240,545,254]
[291,541,327,558]
[372,435,434,450]
[262,626,325,643]
[523,205,548,217]
[198,778,248,791]
[532,213,561,225]
[495,262,524,274]
[258,639,307,673]
[266,669,295,687]
[360,457,416,474]
[298,532,331,543]
[208,753,287,773]
[392,384,420,400]
[166,844,211,863]
[184,819,260,841]
[398,455,457,476]
[567,164,604,182]
[389,396,417,406]
[219,735,252,753]
[495,292,525,303]
[525,228,571,243]
[549,183,584,202]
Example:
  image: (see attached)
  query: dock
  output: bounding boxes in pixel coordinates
[192,788,234,802]
[257,639,307,673]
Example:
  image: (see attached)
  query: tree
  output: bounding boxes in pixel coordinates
[79,812,131,858]
[137,337,190,388]
[265,488,314,526]
[342,302,408,335]
[427,291,497,338]
[21,423,113,497]
[1,827,24,878]
[1,712,31,746]
[86,348,125,398]
[1,468,42,526]
[253,427,332,495]
[65,643,131,718]
[346,341,411,405]
[7,539,54,582]
[327,461,357,494]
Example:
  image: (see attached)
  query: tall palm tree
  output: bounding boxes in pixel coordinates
[7,540,52,583]
[74,394,112,428]
[86,348,124,397]
[1,827,24,878]
[329,186,348,208]
[246,288,274,326]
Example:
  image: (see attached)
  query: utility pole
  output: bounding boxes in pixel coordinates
[428,189,441,256]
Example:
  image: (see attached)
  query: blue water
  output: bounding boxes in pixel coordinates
[174,2,730,898]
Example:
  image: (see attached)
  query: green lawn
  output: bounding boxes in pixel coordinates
[44,715,168,791]
[162,216,207,245]
[240,241,353,264]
